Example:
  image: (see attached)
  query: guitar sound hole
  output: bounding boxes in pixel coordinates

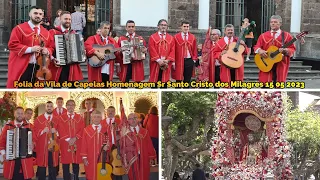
[105,50,110,54]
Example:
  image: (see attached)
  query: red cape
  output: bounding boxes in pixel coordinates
[213,36,246,83]
[172,32,198,80]
[7,22,53,88]
[253,31,296,82]
[118,35,146,82]
[84,34,119,82]
[48,26,83,81]
[33,114,61,167]
[148,32,175,82]
[0,120,34,179]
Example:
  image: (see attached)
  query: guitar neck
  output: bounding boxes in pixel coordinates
[282,37,297,49]
[102,149,107,169]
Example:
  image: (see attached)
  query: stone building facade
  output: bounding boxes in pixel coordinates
[0,0,319,59]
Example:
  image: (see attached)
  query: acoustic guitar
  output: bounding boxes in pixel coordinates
[221,25,248,68]
[97,136,113,180]
[254,31,308,72]
[88,44,123,68]
[111,126,125,176]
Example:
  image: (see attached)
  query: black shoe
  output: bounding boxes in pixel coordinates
[81,171,86,175]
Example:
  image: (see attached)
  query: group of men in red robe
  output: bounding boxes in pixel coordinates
[6,5,295,87]
[0,96,157,180]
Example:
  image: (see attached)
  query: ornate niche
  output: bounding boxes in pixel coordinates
[125,92,158,112]
[70,91,114,111]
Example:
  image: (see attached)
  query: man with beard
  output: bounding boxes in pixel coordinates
[84,21,120,84]
[58,100,85,180]
[0,107,34,180]
[213,24,247,84]
[148,19,175,84]
[7,6,52,88]
[33,101,61,180]
[117,20,147,83]
[197,28,221,83]
[49,11,83,85]
[173,21,198,84]
[254,15,296,83]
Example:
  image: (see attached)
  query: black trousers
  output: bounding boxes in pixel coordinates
[151,137,159,162]
[183,58,194,83]
[125,63,133,82]
[215,66,221,82]
[112,175,124,180]
[19,64,39,87]
[58,64,70,83]
[12,158,32,180]
[272,63,278,84]
[37,152,57,180]
[63,163,79,180]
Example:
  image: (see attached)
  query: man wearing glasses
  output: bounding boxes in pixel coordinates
[148,19,175,84]
[198,28,221,83]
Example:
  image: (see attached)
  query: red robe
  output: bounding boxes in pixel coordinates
[58,113,85,164]
[118,35,146,82]
[84,34,119,82]
[80,125,111,180]
[48,26,83,82]
[173,32,198,81]
[52,107,67,117]
[101,117,122,146]
[213,37,247,83]
[198,41,217,82]
[148,32,175,82]
[120,127,157,180]
[253,31,296,82]
[143,114,159,139]
[7,22,53,88]
[0,121,34,179]
[33,114,60,167]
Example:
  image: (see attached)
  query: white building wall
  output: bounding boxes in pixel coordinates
[120,0,168,27]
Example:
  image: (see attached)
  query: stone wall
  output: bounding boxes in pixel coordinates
[301,0,320,33]
[297,34,320,58]
[168,0,199,29]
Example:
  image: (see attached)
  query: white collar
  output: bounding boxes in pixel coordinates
[271,29,281,33]
[44,113,53,120]
[126,32,135,37]
[28,20,40,29]
[92,124,102,132]
[61,26,70,33]
[28,20,40,32]
[181,32,188,37]
[67,112,75,116]
[106,117,115,125]
[14,120,24,126]
[158,31,166,36]
[224,36,234,44]
[101,35,108,40]
[130,125,140,133]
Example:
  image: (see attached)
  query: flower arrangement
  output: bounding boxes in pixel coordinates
[212,91,293,179]
[0,92,17,124]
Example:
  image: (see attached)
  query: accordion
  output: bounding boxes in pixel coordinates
[54,33,86,65]
[6,127,33,160]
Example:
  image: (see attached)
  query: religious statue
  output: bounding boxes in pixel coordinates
[242,132,268,165]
